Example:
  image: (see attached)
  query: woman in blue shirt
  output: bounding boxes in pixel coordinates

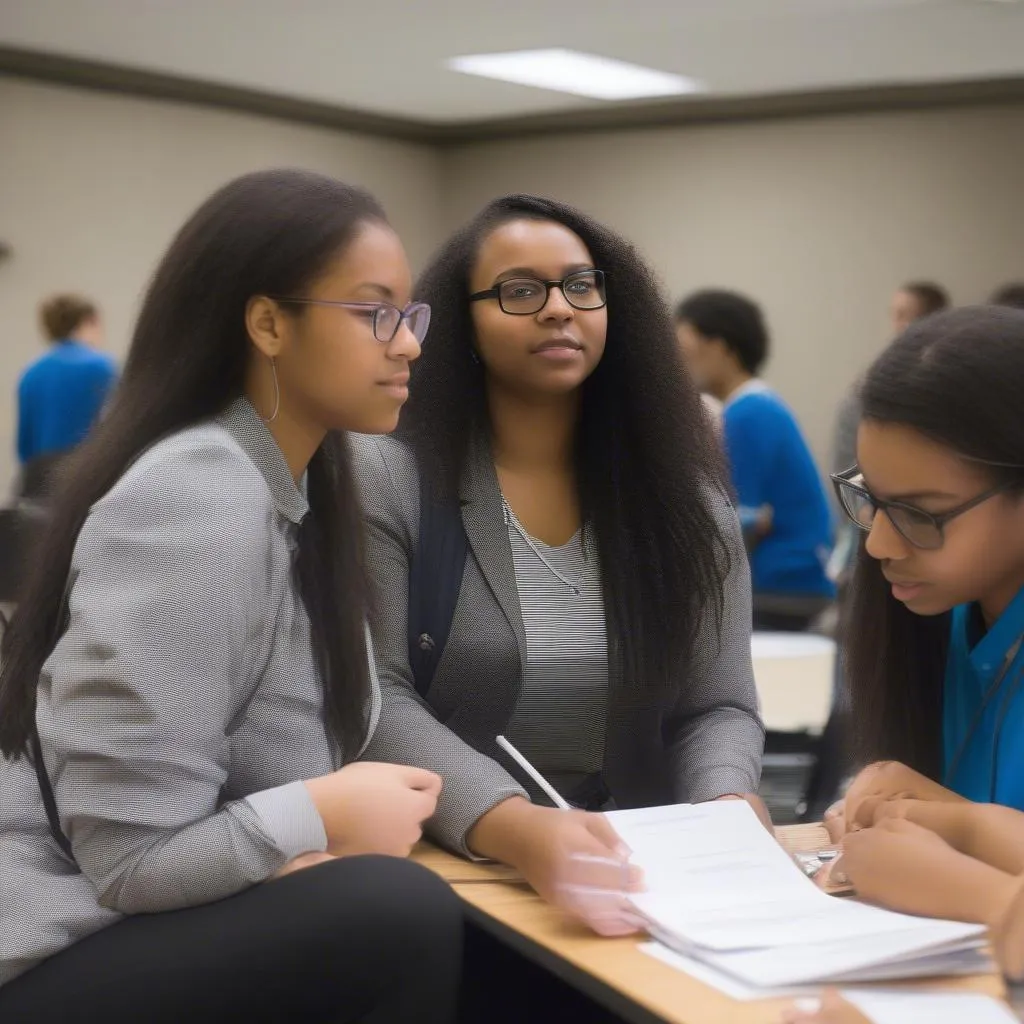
[827,305,1024,824]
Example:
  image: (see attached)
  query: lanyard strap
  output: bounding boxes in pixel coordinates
[31,726,74,859]
[30,590,75,861]
[946,635,1024,796]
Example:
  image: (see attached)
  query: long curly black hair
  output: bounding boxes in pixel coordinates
[399,194,733,701]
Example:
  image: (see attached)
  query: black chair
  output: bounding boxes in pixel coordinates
[18,452,69,503]
[752,592,834,633]
[759,729,821,825]
[0,504,49,606]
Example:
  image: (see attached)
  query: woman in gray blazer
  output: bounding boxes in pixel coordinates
[357,194,765,936]
[0,170,462,1022]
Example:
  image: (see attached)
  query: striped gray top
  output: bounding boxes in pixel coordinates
[503,504,608,798]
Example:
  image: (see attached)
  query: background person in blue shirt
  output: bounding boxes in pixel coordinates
[17,294,117,494]
[675,289,834,627]
[824,305,1024,829]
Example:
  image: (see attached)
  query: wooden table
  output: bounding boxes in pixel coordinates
[412,825,1005,1024]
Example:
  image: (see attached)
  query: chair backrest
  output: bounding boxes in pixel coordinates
[19,451,68,502]
[0,504,48,605]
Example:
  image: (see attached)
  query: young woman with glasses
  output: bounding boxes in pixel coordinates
[822,305,1024,842]
[0,169,464,1022]
[776,306,1024,1024]
[354,194,766,938]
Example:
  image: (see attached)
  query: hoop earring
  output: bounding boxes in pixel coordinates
[261,357,280,424]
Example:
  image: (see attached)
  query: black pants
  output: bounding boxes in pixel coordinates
[0,856,462,1024]
[460,919,621,1024]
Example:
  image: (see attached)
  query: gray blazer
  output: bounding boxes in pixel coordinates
[356,432,764,854]
[1,400,368,988]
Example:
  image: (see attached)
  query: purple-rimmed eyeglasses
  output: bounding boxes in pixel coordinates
[273,298,431,345]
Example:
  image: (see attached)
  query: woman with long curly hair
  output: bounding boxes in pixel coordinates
[357,195,765,934]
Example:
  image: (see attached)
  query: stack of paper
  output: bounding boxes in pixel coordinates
[606,801,989,989]
[839,989,1017,1024]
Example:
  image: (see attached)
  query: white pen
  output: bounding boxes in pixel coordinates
[496,734,572,810]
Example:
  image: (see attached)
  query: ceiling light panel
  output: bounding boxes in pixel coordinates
[446,48,705,101]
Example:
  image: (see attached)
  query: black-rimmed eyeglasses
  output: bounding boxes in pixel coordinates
[469,270,606,316]
[272,298,431,344]
[831,466,1015,550]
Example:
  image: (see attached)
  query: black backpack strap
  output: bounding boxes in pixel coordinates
[407,478,468,699]
[8,587,76,862]
[31,727,74,860]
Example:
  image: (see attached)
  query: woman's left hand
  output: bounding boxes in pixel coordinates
[780,991,872,1024]
[825,761,965,842]
[827,817,983,919]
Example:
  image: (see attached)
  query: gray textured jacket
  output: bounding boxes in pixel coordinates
[1,401,370,987]
[355,432,765,853]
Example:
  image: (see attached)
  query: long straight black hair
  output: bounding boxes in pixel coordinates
[845,305,1024,776]
[0,169,386,759]
[400,194,732,702]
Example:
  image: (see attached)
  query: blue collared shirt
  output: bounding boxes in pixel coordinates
[943,584,1024,807]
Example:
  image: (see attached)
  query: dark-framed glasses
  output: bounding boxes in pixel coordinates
[272,297,431,344]
[831,466,1015,550]
[469,269,606,316]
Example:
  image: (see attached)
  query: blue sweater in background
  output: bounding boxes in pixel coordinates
[17,340,117,464]
[723,381,835,597]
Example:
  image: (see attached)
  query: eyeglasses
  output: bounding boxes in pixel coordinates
[469,270,607,316]
[831,466,1014,550]
[272,298,431,344]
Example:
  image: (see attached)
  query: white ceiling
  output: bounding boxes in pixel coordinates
[2,0,1024,124]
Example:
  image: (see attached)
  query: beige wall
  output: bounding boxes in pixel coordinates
[3,79,1023,492]
[0,77,444,491]
[441,104,1024,470]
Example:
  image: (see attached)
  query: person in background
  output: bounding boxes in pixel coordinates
[832,280,950,497]
[355,195,765,941]
[675,289,834,630]
[0,170,464,1022]
[889,280,950,338]
[991,282,1024,311]
[17,294,118,497]
[824,306,1024,843]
